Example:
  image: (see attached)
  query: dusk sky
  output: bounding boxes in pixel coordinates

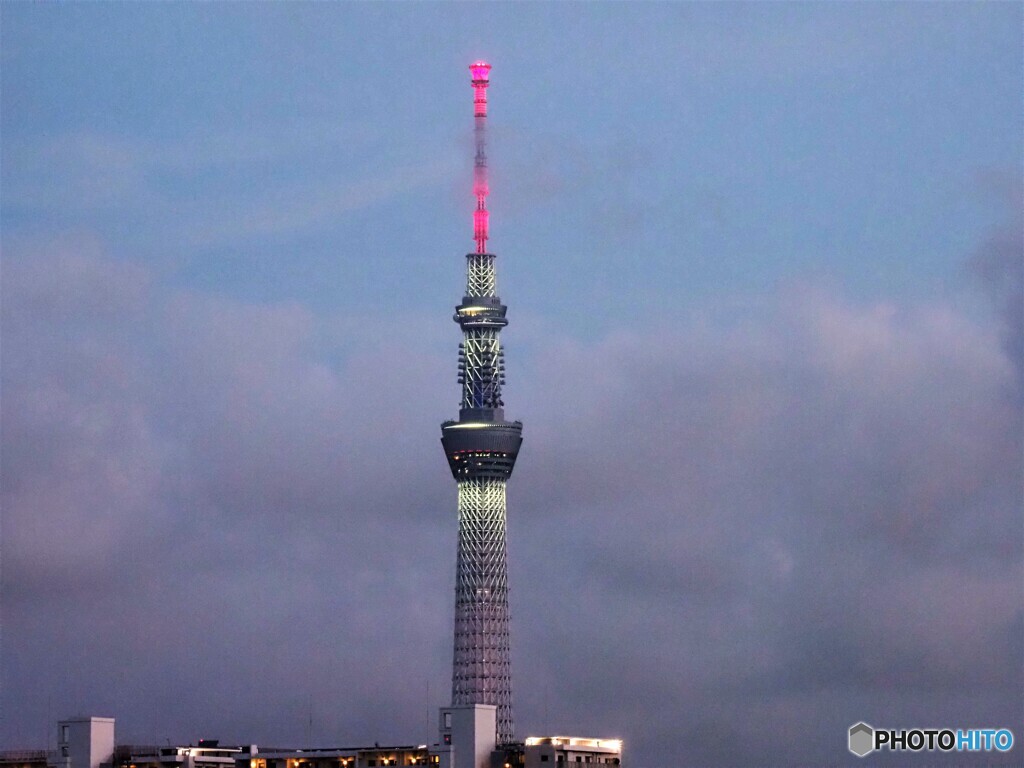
[2,3,1021,766]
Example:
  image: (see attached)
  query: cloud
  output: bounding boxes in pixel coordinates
[1,238,1020,765]
[969,172,1023,398]
[510,289,1021,763]
[1,129,458,245]
[185,156,456,245]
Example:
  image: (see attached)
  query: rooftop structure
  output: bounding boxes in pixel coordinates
[0,751,49,768]
[123,742,242,768]
[520,738,622,768]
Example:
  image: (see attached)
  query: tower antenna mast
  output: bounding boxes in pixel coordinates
[471,61,490,254]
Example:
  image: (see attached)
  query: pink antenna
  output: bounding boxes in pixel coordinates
[470,61,491,117]
[470,61,491,254]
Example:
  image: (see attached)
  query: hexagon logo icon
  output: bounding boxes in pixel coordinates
[848,722,874,757]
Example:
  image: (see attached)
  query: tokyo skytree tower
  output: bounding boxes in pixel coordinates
[440,61,522,746]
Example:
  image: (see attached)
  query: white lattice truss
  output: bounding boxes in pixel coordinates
[467,253,497,297]
[459,330,505,410]
[453,478,514,744]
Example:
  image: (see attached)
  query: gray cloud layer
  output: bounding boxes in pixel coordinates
[2,224,1021,765]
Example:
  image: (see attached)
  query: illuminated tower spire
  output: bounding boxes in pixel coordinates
[471,61,490,254]
[441,61,522,746]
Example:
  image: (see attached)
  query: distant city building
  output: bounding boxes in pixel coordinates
[58,718,115,768]
[0,750,48,768]
[0,718,114,768]
[238,706,621,768]
[521,738,622,768]
[120,742,242,768]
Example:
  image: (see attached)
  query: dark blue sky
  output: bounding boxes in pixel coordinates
[2,4,1021,766]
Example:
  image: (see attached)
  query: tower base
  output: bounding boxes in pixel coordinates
[437,705,498,768]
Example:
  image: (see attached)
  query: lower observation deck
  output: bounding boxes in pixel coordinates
[441,419,523,480]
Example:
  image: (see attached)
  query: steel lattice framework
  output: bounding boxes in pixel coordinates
[440,62,522,746]
[466,253,497,298]
[452,479,512,719]
[459,329,505,411]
